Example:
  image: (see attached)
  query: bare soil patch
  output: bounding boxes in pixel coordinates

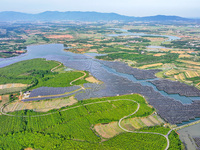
[85,76,102,84]
[45,35,73,39]
[88,49,98,53]
[4,96,77,113]
[153,53,166,57]
[94,122,123,138]
[0,83,28,89]
[94,114,164,139]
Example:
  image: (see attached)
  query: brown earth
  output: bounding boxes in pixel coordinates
[4,96,78,113]
[85,76,102,84]
[0,83,28,89]
[45,35,73,39]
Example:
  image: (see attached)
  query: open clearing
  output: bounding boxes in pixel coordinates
[85,76,102,84]
[0,83,28,89]
[0,83,28,94]
[4,96,77,112]
[94,122,123,138]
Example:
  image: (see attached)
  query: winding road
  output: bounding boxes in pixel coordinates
[1,99,171,150]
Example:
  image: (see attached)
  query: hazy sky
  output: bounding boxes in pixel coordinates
[1,0,200,18]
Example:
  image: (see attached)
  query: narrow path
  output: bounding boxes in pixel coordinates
[51,62,62,72]
[70,71,87,86]
[0,99,170,150]
[118,100,170,150]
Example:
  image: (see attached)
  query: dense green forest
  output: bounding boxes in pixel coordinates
[0,94,182,149]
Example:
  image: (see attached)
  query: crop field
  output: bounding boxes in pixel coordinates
[140,63,163,69]
[94,114,165,138]
[187,65,200,70]
[0,83,28,95]
[0,83,28,89]
[94,122,123,138]
[185,70,199,78]
[0,94,182,149]
[179,54,192,58]
[171,51,185,54]
[165,69,180,76]
[4,96,77,112]
[174,73,186,81]
[179,60,200,66]
[153,53,166,56]
[45,34,73,39]
[0,95,9,110]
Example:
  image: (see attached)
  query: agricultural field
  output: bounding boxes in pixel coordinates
[0,94,182,149]
[94,113,165,138]
[0,94,9,111]
[4,96,77,112]
[0,83,28,95]
[139,63,163,69]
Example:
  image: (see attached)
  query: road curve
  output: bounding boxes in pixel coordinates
[1,99,170,149]
[118,100,170,150]
[70,71,87,86]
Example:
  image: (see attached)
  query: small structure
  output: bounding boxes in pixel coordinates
[23,91,31,99]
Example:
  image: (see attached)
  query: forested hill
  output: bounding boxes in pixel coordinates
[0,11,197,22]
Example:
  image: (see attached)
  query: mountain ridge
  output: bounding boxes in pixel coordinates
[0,11,196,22]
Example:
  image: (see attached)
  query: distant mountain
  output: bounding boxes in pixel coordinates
[0,11,197,22]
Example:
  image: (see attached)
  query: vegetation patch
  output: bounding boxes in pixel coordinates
[0,94,180,149]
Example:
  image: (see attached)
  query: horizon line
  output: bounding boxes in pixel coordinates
[0,10,198,19]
